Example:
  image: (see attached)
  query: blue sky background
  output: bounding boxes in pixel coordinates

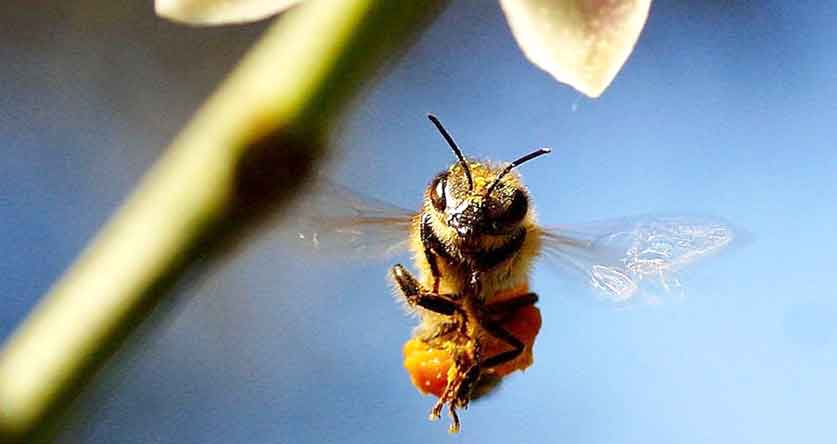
[2,1,837,443]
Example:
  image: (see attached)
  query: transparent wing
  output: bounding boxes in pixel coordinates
[540,215,735,304]
[277,178,417,259]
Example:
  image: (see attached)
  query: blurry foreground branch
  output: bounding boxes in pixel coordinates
[0,1,446,442]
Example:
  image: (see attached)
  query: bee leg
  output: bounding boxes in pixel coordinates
[391,264,460,316]
[421,321,459,342]
[419,213,442,293]
[430,392,463,433]
[481,293,538,366]
[429,353,480,433]
[453,363,481,407]
[479,318,526,369]
[426,251,441,294]
[485,292,539,319]
[447,405,461,434]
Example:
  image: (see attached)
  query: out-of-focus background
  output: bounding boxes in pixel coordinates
[3,1,837,443]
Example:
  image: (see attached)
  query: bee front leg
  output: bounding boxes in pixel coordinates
[420,215,444,293]
[391,264,461,316]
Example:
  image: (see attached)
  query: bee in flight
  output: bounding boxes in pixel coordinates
[294,115,734,433]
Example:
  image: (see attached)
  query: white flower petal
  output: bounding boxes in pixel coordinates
[500,0,651,97]
[156,0,302,25]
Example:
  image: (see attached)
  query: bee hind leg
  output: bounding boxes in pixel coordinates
[479,318,526,369]
[429,359,480,433]
[485,292,539,322]
[418,320,460,343]
[429,397,461,434]
[478,292,539,367]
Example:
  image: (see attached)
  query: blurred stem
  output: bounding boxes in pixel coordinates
[0,1,447,442]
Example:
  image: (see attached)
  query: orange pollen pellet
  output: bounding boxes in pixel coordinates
[402,304,542,398]
[403,339,452,397]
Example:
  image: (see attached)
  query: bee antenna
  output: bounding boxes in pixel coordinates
[485,148,552,196]
[427,114,474,190]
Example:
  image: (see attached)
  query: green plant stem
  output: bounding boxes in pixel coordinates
[0,1,447,442]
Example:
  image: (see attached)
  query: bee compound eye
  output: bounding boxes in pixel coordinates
[501,189,528,224]
[430,175,447,211]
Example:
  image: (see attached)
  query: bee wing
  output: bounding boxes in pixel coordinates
[539,215,735,304]
[279,178,417,259]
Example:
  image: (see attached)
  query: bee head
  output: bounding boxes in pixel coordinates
[426,114,550,242]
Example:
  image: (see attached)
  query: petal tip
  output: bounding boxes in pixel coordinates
[501,0,651,98]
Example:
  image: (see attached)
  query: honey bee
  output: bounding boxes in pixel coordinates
[293,115,734,433]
